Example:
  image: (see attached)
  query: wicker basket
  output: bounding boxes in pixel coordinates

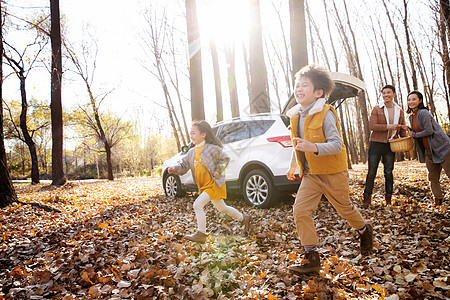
[389,135,414,152]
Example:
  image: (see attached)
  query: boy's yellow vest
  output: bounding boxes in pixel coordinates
[290,104,347,176]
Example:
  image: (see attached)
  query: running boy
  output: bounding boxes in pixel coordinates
[286,65,373,274]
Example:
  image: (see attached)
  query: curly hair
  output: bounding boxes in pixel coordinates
[295,64,335,98]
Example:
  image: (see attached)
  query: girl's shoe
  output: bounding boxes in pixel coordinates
[184,231,208,243]
[242,214,252,235]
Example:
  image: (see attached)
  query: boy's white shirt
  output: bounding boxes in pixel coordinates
[286,98,326,118]
[378,100,402,137]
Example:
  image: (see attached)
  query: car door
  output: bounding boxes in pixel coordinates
[216,121,251,181]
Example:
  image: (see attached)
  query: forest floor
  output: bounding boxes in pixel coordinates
[1,160,449,299]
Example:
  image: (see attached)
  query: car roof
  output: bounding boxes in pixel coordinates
[213,113,283,127]
[281,72,366,115]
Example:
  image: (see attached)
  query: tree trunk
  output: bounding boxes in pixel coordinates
[337,101,352,169]
[440,4,450,123]
[249,0,270,114]
[264,38,282,112]
[88,89,114,180]
[323,0,338,71]
[342,1,370,157]
[50,0,66,186]
[403,0,418,90]
[289,0,308,77]
[382,0,411,92]
[225,43,240,118]
[441,0,450,43]
[333,2,366,162]
[186,0,205,121]
[18,73,40,184]
[210,39,223,122]
[0,0,18,207]
[105,143,113,181]
[242,41,251,100]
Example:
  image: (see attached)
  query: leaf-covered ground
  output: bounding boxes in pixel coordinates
[1,161,449,299]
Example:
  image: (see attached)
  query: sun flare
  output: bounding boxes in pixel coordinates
[198,0,250,45]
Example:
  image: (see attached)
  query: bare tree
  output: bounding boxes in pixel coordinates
[248,0,270,114]
[264,37,282,112]
[3,40,47,184]
[0,0,18,208]
[272,2,293,97]
[333,1,368,162]
[139,6,185,149]
[163,26,189,144]
[210,39,223,122]
[402,0,418,90]
[225,42,240,118]
[438,0,450,123]
[65,39,116,180]
[186,0,205,120]
[382,0,411,93]
[242,41,251,101]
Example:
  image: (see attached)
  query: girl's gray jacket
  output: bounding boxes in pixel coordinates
[408,109,450,164]
[171,143,230,187]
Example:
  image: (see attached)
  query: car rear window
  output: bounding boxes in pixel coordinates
[218,122,250,144]
[248,120,275,137]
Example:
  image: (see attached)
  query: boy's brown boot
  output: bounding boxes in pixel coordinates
[435,198,443,206]
[242,214,252,235]
[289,250,321,274]
[385,194,392,205]
[362,193,371,208]
[184,231,208,243]
[359,223,373,256]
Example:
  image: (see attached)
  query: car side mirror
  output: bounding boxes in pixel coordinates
[181,145,189,153]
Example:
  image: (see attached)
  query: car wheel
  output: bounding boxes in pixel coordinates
[164,174,184,197]
[242,169,279,208]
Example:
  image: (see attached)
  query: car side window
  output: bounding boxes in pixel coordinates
[248,120,275,138]
[218,122,250,144]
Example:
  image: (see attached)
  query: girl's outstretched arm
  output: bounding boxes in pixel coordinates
[171,151,191,175]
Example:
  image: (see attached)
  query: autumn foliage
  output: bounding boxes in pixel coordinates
[0,161,449,299]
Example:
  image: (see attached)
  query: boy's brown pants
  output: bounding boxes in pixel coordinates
[293,170,366,246]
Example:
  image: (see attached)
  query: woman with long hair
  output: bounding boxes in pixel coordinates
[405,91,450,206]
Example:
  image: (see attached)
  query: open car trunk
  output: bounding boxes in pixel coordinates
[281,72,366,116]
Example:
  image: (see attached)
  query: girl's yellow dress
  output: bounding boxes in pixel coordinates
[194,145,226,200]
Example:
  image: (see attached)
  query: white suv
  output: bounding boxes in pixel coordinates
[162,72,366,208]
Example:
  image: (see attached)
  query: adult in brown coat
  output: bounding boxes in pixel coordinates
[362,85,407,208]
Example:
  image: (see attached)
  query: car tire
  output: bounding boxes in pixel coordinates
[164,174,185,197]
[242,169,279,208]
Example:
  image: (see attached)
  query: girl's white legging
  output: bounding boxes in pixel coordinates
[194,191,243,233]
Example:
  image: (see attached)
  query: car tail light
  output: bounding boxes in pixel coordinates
[267,136,292,148]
